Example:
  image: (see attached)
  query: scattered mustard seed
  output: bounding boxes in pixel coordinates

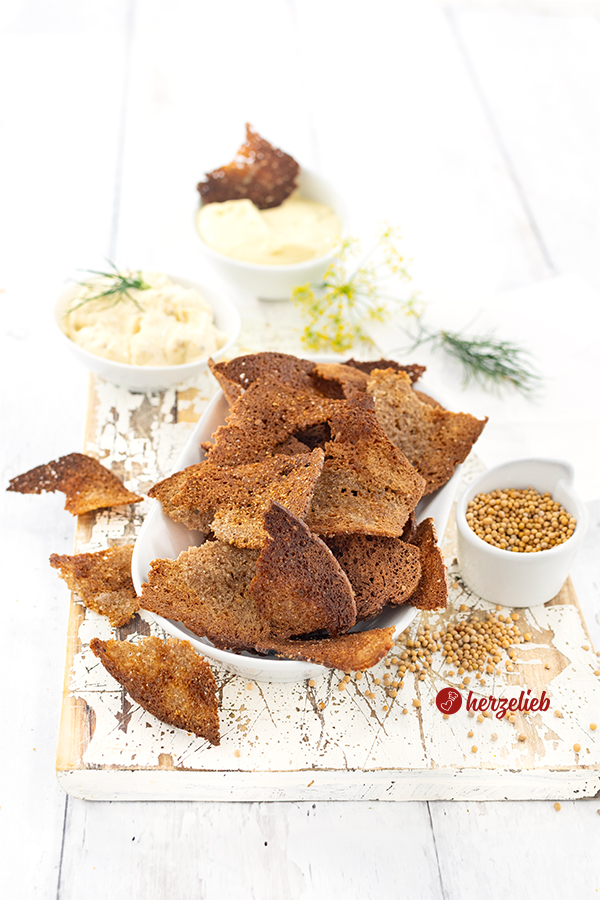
[308,679,316,688]
[554,802,561,811]
[573,743,581,752]
[471,745,478,753]
[518,734,527,742]
[468,730,474,738]
[590,723,597,731]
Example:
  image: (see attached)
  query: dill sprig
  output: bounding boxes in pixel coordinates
[292,228,422,353]
[404,320,540,394]
[292,227,540,394]
[64,262,150,316]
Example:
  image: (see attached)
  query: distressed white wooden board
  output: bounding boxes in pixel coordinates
[56,372,600,801]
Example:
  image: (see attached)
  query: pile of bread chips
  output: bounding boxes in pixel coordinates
[9,351,487,747]
[142,352,487,673]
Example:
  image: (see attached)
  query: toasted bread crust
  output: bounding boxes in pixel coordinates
[326,534,421,620]
[197,124,299,210]
[255,627,395,671]
[90,636,220,744]
[7,452,142,515]
[344,358,426,384]
[367,369,487,494]
[306,404,426,537]
[252,503,356,638]
[50,544,138,627]
[410,518,448,610]
[205,378,341,467]
[150,450,325,548]
[140,543,265,650]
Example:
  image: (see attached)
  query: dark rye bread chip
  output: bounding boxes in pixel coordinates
[150,449,325,548]
[409,518,448,610]
[306,404,426,537]
[90,636,220,745]
[344,358,426,384]
[326,535,421,621]
[7,452,142,515]
[148,465,213,533]
[366,369,487,495]
[140,543,264,650]
[312,362,370,400]
[204,378,341,467]
[197,124,300,210]
[251,503,356,638]
[50,544,139,627]
[255,627,395,672]
[209,352,316,405]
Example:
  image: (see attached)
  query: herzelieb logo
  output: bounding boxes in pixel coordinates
[435,687,463,715]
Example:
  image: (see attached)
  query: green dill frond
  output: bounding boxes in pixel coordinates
[64,263,150,316]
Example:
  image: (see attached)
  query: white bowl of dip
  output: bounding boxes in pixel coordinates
[195,169,345,301]
[55,274,241,393]
[456,458,588,607]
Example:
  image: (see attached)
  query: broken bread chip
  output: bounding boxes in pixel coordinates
[326,534,421,621]
[50,544,139,627]
[344,358,426,384]
[409,518,448,610]
[197,124,299,210]
[90,636,220,745]
[140,543,264,650]
[204,378,340,467]
[366,369,487,494]
[255,627,395,672]
[7,452,142,515]
[251,502,356,638]
[306,404,426,537]
[209,352,317,405]
[149,449,324,548]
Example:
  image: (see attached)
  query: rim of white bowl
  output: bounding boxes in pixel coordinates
[54,276,241,376]
[455,457,589,560]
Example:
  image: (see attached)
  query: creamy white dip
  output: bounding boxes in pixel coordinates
[62,272,227,366]
[197,193,341,266]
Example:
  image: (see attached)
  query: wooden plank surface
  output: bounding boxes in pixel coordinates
[55,368,600,801]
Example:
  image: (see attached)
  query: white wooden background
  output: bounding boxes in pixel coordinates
[1,1,600,898]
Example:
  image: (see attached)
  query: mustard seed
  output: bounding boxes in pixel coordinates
[590,723,597,731]
[466,488,575,552]
[554,802,561,811]
[573,743,581,752]
[471,745,478,753]
[518,734,527,742]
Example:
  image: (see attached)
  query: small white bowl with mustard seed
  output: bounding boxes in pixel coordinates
[456,459,588,607]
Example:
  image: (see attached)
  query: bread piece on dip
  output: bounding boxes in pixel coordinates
[255,627,395,672]
[90,636,220,745]
[366,369,487,495]
[50,544,139,627]
[251,502,356,638]
[326,534,421,621]
[149,449,324,548]
[197,124,299,210]
[7,452,142,515]
[306,404,426,537]
[409,518,448,610]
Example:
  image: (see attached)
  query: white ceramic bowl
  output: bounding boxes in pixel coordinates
[195,169,345,301]
[54,276,241,393]
[132,377,460,683]
[456,458,588,607]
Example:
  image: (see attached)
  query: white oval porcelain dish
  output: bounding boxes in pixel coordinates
[195,169,346,301]
[55,276,241,393]
[456,458,588,608]
[132,378,460,683]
